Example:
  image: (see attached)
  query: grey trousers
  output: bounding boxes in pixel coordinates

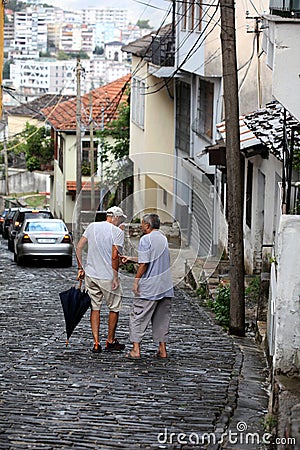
[129,297,171,343]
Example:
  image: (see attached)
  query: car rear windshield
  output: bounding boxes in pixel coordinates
[25,222,66,232]
[23,212,52,220]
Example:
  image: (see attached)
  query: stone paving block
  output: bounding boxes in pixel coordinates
[0,238,269,449]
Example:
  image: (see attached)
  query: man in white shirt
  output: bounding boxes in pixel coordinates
[76,206,127,353]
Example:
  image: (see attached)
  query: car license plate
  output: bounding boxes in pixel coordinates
[38,238,56,244]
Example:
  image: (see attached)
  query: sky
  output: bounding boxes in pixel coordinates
[47,0,171,28]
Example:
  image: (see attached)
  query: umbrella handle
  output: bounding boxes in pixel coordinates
[79,279,83,290]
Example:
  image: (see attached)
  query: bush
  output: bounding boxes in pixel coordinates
[210,284,230,328]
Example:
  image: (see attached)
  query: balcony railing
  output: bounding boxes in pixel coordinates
[270,0,300,17]
[151,33,175,67]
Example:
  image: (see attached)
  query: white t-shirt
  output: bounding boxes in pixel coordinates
[138,230,174,300]
[83,221,124,280]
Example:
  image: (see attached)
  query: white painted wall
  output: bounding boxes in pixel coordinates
[243,153,282,273]
[273,215,300,374]
[262,16,300,121]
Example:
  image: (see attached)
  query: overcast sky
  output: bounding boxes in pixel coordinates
[47,0,171,28]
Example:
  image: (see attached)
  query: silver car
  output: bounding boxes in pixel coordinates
[13,219,73,266]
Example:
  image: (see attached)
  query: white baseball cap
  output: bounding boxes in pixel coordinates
[106,206,127,219]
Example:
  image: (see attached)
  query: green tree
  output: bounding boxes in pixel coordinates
[57,50,70,60]
[93,46,104,55]
[97,100,130,163]
[136,19,151,29]
[96,94,131,207]
[22,123,53,171]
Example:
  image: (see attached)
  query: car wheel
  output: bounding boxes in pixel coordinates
[8,239,13,252]
[16,254,24,265]
[63,256,73,267]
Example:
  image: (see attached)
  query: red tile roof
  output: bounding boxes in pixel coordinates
[41,74,131,132]
[66,181,100,191]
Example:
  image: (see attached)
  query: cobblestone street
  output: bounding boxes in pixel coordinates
[0,236,268,449]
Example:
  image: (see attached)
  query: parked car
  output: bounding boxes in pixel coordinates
[13,219,73,266]
[3,208,19,240]
[0,209,9,235]
[8,208,54,251]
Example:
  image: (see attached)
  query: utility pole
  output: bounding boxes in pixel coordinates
[89,92,95,212]
[246,16,262,108]
[3,120,9,195]
[220,0,245,336]
[0,0,4,118]
[99,105,104,211]
[74,57,82,246]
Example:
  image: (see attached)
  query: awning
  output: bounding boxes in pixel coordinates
[216,117,262,149]
[66,181,100,192]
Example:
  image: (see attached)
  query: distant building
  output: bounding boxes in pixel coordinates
[14,7,48,53]
[81,8,128,30]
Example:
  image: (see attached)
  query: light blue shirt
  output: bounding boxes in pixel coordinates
[138,230,174,300]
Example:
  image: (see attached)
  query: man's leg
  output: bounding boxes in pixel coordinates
[152,297,171,358]
[90,309,101,350]
[85,275,103,352]
[127,341,141,358]
[128,299,157,358]
[101,281,125,351]
[107,311,119,343]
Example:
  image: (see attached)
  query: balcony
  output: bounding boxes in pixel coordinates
[270,0,300,17]
[151,33,175,67]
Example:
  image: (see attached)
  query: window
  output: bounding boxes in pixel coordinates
[176,81,190,154]
[163,189,167,206]
[196,79,214,140]
[181,0,202,32]
[131,77,145,129]
[246,161,253,228]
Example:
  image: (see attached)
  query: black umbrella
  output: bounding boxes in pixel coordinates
[59,280,91,346]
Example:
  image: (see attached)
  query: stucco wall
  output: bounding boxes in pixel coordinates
[263,17,300,122]
[274,215,300,374]
[0,170,50,195]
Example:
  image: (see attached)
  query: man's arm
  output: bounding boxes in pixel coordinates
[133,263,148,296]
[112,244,120,290]
[76,236,88,279]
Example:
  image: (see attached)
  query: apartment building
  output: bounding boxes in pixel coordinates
[10,59,90,95]
[81,8,128,30]
[14,8,48,53]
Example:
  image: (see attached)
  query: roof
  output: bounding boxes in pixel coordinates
[121,23,172,58]
[244,101,300,160]
[217,101,300,160]
[217,117,261,150]
[8,94,75,121]
[41,74,131,132]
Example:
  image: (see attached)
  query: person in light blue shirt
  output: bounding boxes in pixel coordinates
[122,213,174,359]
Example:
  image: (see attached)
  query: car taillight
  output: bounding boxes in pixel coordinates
[0,218,4,223]
[62,235,71,243]
[22,234,32,243]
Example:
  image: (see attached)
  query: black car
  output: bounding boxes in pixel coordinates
[7,208,54,251]
[0,209,9,235]
[3,208,19,240]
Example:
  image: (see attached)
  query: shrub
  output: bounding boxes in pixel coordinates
[210,284,230,328]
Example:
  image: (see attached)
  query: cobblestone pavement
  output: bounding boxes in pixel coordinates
[0,237,268,449]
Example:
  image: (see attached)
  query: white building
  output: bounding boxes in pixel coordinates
[10,59,90,95]
[81,8,128,30]
[14,7,48,53]
[104,41,126,62]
